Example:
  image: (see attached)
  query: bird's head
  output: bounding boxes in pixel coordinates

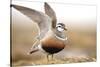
[56,23,67,32]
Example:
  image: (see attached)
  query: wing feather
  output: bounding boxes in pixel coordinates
[11,4,51,39]
[44,2,57,29]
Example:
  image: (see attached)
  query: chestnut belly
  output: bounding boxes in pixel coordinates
[41,36,65,54]
[42,46,64,54]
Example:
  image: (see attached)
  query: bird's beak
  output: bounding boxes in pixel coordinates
[64,27,67,31]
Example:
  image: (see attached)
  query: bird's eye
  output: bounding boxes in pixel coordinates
[58,26,61,27]
[57,26,64,32]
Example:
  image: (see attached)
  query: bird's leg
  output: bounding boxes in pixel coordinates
[31,35,40,49]
[31,39,38,49]
[51,54,53,61]
[47,54,54,62]
[28,41,39,55]
[47,54,50,62]
[28,36,40,55]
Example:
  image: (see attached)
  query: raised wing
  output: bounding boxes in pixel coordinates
[44,2,57,29]
[11,4,51,39]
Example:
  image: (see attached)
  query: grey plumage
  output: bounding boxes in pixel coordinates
[11,4,51,40]
[44,2,57,29]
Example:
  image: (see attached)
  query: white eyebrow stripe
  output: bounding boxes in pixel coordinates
[56,25,62,27]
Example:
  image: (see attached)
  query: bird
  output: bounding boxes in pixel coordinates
[11,2,68,61]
